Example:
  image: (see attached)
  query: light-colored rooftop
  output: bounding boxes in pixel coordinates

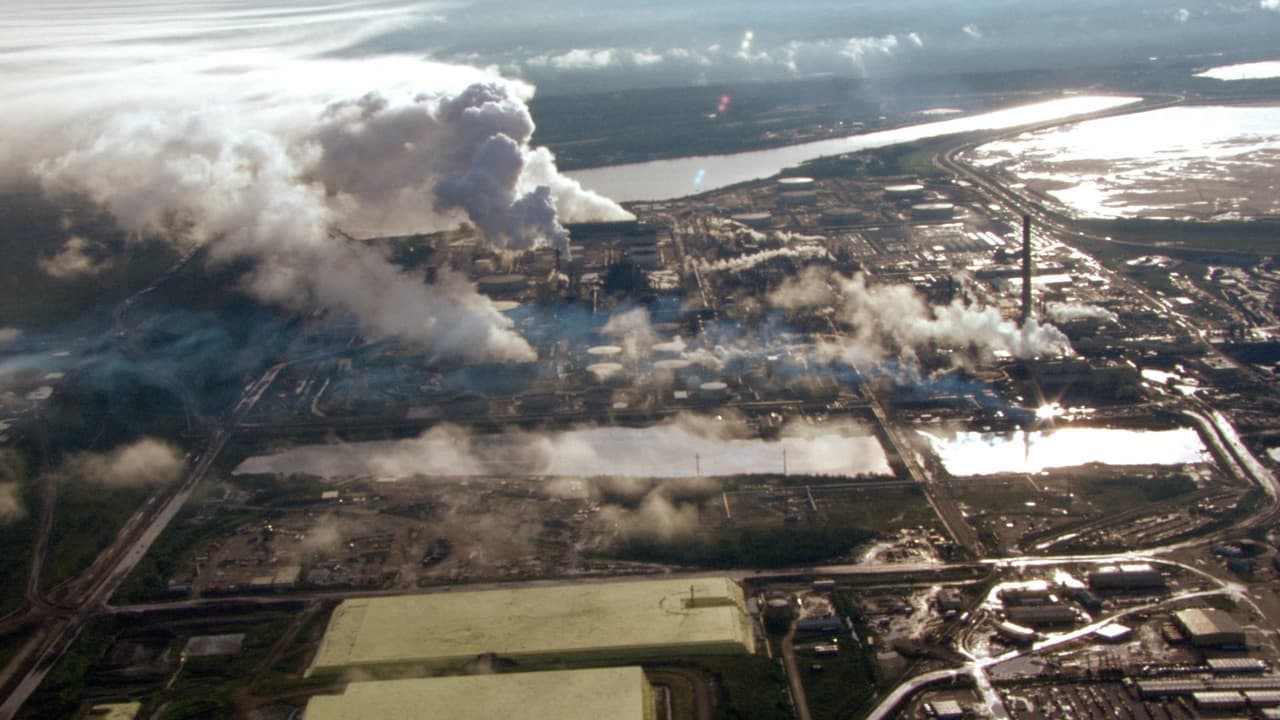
[1176,608,1244,638]
[308,576,753,675]
[87,703,142,720]
[305,667,655,720]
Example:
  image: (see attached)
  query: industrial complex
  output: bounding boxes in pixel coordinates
[307,577,754,677]
[304,667,656,720]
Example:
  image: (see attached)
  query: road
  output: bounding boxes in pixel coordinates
[0,362,285,720]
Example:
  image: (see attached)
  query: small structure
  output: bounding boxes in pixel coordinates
[995,621,1036,645]
[87,703,142,720]
[182,633,246,658]
[1094,624,1133,643]
[927,699,965,720]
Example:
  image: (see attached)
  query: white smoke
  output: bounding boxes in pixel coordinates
[38,235,111,279]
[1046,303,1118,324]
[2,6,629,363]
[0,328,21,346]
[601,307,659,360]
[771,267,1071,367]
[701,245,832,274]
[65,437,185,488]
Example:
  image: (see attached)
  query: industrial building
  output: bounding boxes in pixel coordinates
[308,577,754,677]
[1174,608,1247,649]
[1087,563,1165,591]
[304,667,656,720]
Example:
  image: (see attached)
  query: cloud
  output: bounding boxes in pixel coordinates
[962,24,983,39]
[0,484,23,524]
[65,437,185,487]
[515,33,924,78]
[3,4,631,364]
[38,235,111,279]
[0,328,21,346]
[1262,0,1279,11]
[1173,8,1192,22]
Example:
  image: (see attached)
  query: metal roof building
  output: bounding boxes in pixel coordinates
[304,667,656,720]
[308,577,754,677]
[1175,608,1247,648]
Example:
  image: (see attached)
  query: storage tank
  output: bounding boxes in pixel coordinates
[586,345,623,360]
[884,183,925,201]
[821,207,863,225]
[477,274,527,295]
[652,358,693,386]
[652,340,686,358]
[698,381,730,404]
[911,202,956,221]
[779,190,818,207]
[731,212,774,230]
[777,176,815,191]
[586,362,627,385]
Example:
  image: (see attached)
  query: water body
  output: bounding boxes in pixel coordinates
[969,105,1280,220]
[1196,60,1280,81]
[236,420,890,479]
[920,427,1208,476]
[567,95,1139,202]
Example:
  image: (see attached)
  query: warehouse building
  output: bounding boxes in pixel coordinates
[1087,563,1165,591]
[305,667,656,720]
[1175,608,1247,649]
[308,577,754,677]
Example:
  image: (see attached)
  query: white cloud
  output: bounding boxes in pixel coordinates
[1262,0,1279,11]
[38,235,109,279]
[1173,8,1191,22]
[962,23,983,39]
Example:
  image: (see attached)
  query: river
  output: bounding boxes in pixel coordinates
[566,95,1139,203]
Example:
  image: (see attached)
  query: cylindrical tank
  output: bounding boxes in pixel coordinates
[731,212,774,230]
[587,345,623,359]
[699,381,730,404]
[911,202,956,221]
[821,207,863,225]
[884,183,925,201]
[652,340,686,358]
[586,362,626,385]
[779,190,818,207]
[777,176,816,191]
[652,358,693,386]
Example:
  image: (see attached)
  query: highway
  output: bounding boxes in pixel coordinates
[0,361,285,719]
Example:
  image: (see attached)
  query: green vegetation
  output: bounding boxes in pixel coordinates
[1078,473,1197,508]
[677,655,791,720]
[115,506,258,603]
[42,482,152,593]
[800,593,879,720]
[609,526,876,568]
[17,617,119,720]
[0,449,37,615]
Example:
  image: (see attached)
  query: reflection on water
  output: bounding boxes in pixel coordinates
[1196,61,1280,81]
[236,420,890,479]
[568,95,1138,202]
[970,105,1280,220]
[921,427,1208,476]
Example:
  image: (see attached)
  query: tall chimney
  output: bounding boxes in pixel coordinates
[1021,214,1033,324]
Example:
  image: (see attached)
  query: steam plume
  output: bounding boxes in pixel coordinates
[771,267,1070,367]
[4,10,629,363]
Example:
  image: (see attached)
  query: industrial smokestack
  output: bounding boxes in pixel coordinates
[1021,214,1033,324]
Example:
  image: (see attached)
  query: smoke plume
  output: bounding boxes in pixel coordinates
[0,483,23,524]
[4,7,629,363]
[701,245,832,274]
[1046,303,1118,324]
[771,267,1071,368]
